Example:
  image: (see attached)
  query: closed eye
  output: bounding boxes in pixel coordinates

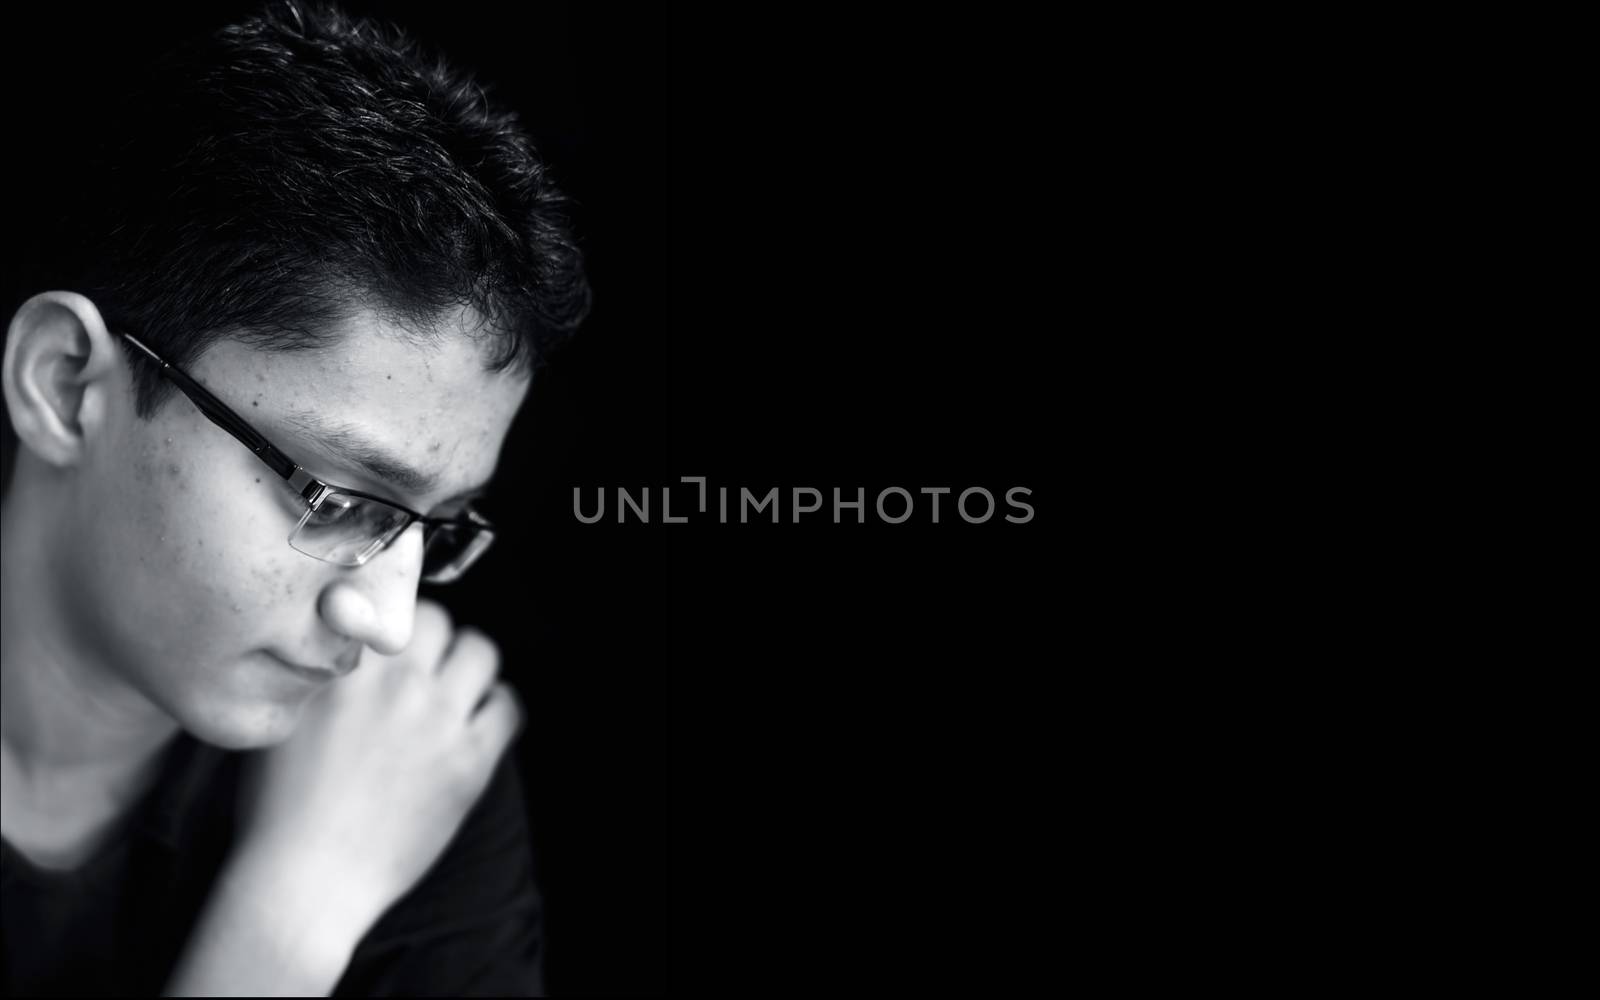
[308,494,360,525]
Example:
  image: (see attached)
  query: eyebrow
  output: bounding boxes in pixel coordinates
[280,408,488,503]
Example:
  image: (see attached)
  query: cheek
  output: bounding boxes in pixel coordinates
[244,547,307,608]
[127,440,308,615]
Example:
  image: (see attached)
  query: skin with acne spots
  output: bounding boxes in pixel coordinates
[33,308,528,751]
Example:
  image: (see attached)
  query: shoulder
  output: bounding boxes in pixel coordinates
[335,749,545,996]
[382,750,539,928]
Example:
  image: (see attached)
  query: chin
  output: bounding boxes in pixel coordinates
[179,700,307,751]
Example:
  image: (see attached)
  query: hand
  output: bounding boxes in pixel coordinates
[232,599,524,925]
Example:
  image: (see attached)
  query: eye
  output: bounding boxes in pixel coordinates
[308,494,360,526]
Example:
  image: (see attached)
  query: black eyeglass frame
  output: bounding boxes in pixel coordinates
[117,330,495,580]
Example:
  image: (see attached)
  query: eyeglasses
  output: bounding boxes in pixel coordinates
[119,331,495,584]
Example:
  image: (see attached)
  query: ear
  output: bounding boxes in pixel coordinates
[2,291,127,470]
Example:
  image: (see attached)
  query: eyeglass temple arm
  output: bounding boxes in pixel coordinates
[119,332,309,491]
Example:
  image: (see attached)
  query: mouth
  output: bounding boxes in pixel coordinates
[269,654,349,683]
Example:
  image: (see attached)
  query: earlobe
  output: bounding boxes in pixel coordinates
[1,291,124,469]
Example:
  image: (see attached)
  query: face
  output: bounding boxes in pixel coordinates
[57,311,530,750]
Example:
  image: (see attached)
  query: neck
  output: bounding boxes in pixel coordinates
[0,474,179,786]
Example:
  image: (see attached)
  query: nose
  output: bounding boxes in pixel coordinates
[317,521,425,656]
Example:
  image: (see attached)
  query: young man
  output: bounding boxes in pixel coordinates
[0,1,588,994]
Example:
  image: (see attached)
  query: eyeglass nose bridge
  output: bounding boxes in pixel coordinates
[351,515,425,568]
[363,518,492,583]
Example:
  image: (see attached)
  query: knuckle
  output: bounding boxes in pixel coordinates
[468,682,508,726]
[443,757,485,807]
[451,627,501,672]
[500,679,523,716]
[493,683,525,736]
[413,598,454,641]
[452,736,498,787]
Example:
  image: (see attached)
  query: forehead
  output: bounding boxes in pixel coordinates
[184,312,530,503]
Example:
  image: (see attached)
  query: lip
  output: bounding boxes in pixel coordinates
[270,654,346,683]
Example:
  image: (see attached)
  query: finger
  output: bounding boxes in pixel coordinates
[439,626,500,720]
[399,598,454,671]
[467,681,524,761]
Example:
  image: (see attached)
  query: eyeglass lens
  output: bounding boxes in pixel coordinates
[288,491,491,580]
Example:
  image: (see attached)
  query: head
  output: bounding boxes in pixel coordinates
[0,1,588,749]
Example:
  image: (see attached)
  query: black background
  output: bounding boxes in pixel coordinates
[665,8,1055,991]
[4,2,1058,993]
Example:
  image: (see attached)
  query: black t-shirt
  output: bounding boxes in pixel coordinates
[1,731,544,996]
